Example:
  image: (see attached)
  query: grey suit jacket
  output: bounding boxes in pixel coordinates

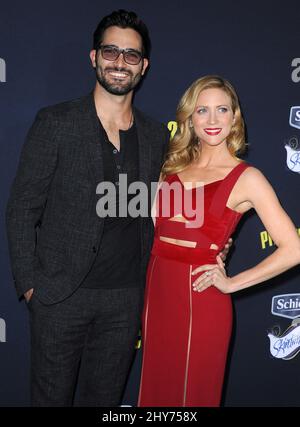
[6,93,169,304]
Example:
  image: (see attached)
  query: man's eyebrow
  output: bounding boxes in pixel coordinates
[102,44,141,52]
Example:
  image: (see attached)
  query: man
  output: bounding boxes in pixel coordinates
[6,10,169,406]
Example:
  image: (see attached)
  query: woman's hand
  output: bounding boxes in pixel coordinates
[191,256,232,294]
[218,238,233,262]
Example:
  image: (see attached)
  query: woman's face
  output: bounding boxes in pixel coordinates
[191,88,235,148]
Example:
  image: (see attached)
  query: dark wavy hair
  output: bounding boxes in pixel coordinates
[93,10,151,59]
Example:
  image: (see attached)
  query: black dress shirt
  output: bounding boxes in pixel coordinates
[82,120,141,289]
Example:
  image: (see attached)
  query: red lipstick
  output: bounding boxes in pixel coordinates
[204,128,222,136]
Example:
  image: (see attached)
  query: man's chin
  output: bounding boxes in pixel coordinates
[97,76,132,95]
[106,85,132,96]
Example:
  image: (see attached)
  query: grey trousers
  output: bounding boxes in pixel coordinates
[28,286,143,406]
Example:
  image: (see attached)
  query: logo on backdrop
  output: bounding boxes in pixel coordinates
[0,58,6,83]
[167,120,178,139]
[268,320,300,361]
[291,58,300,83]
[289,106,300,130]
[268,294,300,360]
[0,318,6,342]
[272,294,300,319]
[285,111,300,173]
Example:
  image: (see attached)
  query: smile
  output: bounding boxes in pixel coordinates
[108,71,129,79]
[204,128,222,136]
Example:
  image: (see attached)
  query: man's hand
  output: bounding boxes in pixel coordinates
[24,288,34,303]
[218,238,233,262]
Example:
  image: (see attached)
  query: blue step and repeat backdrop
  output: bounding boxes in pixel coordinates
[0,0,299,407]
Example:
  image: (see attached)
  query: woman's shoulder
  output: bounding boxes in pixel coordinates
[241,162,264,177]
[239,162,270,188]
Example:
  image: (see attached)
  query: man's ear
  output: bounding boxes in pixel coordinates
[141,58,149,76]
[89,50,97,68]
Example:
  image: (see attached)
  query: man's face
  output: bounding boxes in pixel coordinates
[90,26,149,96]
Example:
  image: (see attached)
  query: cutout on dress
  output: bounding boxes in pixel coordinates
[169,214,188,223]
[159,215,197,248]
[210,243,219,250]
[159,236,197,248]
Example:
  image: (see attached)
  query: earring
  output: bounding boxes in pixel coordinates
[189,119,193,128]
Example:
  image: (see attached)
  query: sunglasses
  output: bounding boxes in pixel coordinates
[98,45,143,65]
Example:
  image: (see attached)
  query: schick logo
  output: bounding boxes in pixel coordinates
[289,106,300,130]
[0,318,6,342]
[272,294,300,319]
[0,58,6,82]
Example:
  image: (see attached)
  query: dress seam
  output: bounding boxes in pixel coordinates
[183,265,193,406]
[137,256,157,406]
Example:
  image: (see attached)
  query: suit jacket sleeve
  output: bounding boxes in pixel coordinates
[6,108,59,298]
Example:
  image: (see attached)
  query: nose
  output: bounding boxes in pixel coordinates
[208,110,217,125]
[114,52,127,69]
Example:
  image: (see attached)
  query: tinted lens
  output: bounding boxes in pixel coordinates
[100,46,142,65]
[101,46,119,61]
[124,51,142,65]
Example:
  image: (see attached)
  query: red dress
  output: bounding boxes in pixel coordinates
[138,162,250,407]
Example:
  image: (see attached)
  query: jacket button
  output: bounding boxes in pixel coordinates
[92,246,97,253]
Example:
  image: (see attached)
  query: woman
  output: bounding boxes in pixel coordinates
[138,75,300,407]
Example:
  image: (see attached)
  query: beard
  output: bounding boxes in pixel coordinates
[95,63,143,96]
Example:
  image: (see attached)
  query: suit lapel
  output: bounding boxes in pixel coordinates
[134,108,152,187]
[78,93,105,186]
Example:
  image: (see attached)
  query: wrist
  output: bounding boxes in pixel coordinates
[227,276,238,293]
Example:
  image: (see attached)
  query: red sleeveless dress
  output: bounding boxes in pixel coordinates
[138,162,250,407]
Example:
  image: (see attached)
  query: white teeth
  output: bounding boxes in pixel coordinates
[109,72,127,78]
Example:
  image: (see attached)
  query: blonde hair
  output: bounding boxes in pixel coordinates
[162,75,246,176]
